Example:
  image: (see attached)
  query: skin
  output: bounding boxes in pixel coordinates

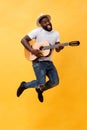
[21,17,64,57]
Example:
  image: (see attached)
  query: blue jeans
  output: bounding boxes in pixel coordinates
[25,61,59,92]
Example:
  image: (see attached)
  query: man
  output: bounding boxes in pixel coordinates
[17,14,64,102]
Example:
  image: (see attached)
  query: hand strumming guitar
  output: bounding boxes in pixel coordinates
[31,49,43,58]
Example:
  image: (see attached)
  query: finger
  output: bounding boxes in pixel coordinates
[38,51,43,55]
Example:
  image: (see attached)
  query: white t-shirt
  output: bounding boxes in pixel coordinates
[27,28,60,61]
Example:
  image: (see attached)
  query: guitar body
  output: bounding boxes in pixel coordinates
[24,41,50,61]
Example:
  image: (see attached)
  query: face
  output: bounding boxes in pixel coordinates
[39,17,52,31]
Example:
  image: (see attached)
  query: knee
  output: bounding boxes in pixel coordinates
[55,78,59,86]
[52,78,59,86]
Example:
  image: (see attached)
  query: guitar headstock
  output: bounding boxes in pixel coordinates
[69,41,80,46]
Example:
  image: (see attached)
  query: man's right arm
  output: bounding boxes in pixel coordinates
[21,35,43,57]
[21,35,33,52]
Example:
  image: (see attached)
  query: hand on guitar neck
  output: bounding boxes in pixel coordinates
[55,43,64,52]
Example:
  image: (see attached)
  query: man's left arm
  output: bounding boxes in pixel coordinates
[55,42,64,52]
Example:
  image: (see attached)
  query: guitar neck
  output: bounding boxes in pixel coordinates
[42,42,69,50]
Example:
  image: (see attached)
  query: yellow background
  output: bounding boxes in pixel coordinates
[0,0,87,130]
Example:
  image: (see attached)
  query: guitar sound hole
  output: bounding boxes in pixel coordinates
[40,46,44,50]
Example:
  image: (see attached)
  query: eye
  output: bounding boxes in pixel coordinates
[41,18,50,25]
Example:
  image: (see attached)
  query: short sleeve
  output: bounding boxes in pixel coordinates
[27,28,40,39]
[56,32,60,42]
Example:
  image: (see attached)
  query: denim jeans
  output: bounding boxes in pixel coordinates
[25,61,59,92]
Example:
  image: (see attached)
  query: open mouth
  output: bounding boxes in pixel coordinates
[47,25,52,30]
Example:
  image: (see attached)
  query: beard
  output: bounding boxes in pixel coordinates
[43,23,52,31]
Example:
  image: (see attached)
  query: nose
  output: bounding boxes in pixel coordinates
[46,21,50,25]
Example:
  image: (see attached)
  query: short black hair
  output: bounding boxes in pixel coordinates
[39,16,48,23]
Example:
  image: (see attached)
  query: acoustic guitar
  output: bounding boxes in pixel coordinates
[24,41,80,61]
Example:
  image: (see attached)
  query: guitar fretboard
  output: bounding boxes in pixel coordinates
[42,43,69,50]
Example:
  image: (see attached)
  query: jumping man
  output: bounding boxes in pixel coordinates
[17,14,64,102]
